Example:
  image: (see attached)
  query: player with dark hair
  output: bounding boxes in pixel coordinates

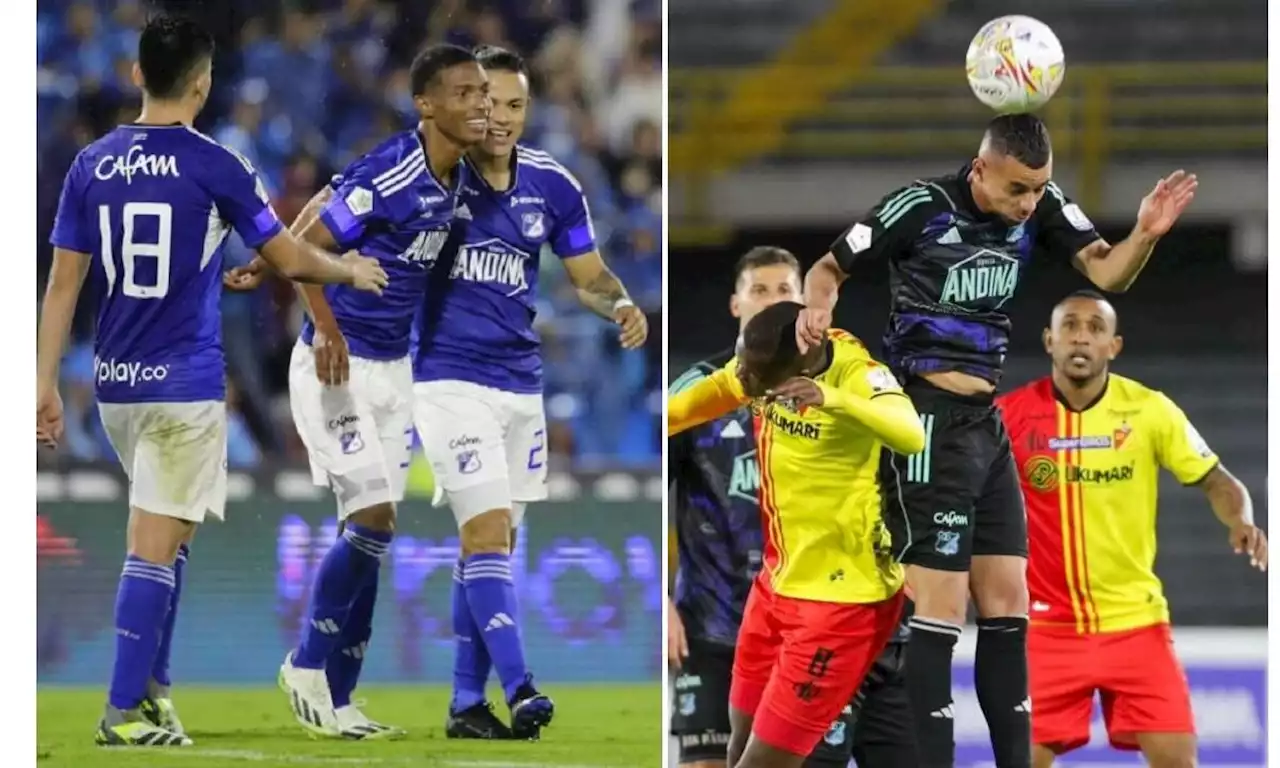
[36,14,387,748]
[668,301,925,768]
[997,291,1265,768]
[226,43,489,739]
[798,113,1199,767]
[669,248,919,768]
[409,45,646,741]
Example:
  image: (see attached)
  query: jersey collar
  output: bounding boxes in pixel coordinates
[1052,374,1111,412]
[463,148,519,197]
[805,339,837,379]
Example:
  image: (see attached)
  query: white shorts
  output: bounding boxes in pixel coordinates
[289,340,413,518]
[99,400,228,523]
[412,379,548,527]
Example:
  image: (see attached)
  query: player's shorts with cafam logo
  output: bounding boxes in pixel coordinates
[881,377,1028,570]
[412,379,548,527]
[1030,622,1195,752]
[729,577,906,757]
[98,400,229,523]
[669,637,734,764]
[288,340,413,517]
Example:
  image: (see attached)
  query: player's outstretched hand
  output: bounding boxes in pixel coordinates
[342,251,388,294]
[223,258,268,291]
[795,307,831,354]
[36,386,64,449]
[615,303,648,350]
[1136,170,1198,238]
[666,597,689,670]
[312,327,351,387]
[1229,522,1268,572]
[766,377,824,411]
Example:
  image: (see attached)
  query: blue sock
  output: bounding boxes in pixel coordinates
[151,544,188,689]
[463,552,527,704]
[326,571,378,709]
[451,558,492,713]
[108,555,175,711]
[294,524,391,669]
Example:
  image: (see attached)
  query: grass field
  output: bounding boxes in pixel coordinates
[38,684,662,767]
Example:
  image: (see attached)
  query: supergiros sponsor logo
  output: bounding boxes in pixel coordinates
[95,357,169,387]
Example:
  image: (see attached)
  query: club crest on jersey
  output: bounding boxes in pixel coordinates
[521,212,546,239]
[1114,422,1132,449]
[345,187,374,216]
[823,720,847,746]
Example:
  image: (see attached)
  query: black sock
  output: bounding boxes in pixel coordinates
[906,616,961,768]
[975,616,1031,768]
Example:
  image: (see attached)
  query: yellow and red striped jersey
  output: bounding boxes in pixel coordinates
[667,330,907,604]
[998,375,1219,634]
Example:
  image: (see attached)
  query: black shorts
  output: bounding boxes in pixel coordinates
[880,378,1028,571]
[670,637,733,763]
[803,642,916,768]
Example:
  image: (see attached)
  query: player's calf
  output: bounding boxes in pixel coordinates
[902,565,969,768]
[971,554,1031,768]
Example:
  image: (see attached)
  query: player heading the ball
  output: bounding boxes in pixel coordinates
[35,14,386,749]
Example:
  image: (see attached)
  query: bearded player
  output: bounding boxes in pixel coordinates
[37,15,387,747]
[669,301,924,768]
[798,113,1198,767]
[997,290,1266,768]
[669,248,917,768]
[226,44,490,738]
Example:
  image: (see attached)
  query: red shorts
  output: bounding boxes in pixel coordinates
[728,580,905,757]
[1030,622,1194,752]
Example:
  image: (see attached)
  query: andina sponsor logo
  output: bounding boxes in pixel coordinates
[95,357,169,387]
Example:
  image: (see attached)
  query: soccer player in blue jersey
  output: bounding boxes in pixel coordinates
[226,44,490,739]
[34,16,388,748]
[416,46,649,741]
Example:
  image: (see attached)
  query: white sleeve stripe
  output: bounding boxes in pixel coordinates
[518,146,553,161]
[374,152,426,194]
[516,157,582,192]
[373,150,424,186]
[379,160,427,199]
[185,127,257,175]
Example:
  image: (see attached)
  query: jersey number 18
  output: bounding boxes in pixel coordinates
[97,202,173,299]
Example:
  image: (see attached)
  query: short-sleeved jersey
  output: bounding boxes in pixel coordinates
[669,350,764,646]
[669,331,906,604]
[831,166,1102,385]
[411,145,596,393]
[50,124,284,404]
[997,375,1219,634]
[300,130,466,361]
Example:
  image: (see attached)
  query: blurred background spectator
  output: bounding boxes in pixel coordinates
[37,0,663,471]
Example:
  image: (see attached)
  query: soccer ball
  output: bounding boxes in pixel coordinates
[965,15,1065,113]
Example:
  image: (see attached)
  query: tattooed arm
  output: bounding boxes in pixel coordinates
[561,250,649,350]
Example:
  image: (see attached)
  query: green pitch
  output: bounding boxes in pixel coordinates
[38,684,661,767]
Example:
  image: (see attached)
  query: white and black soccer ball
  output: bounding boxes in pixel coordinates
[965,15,1065,113]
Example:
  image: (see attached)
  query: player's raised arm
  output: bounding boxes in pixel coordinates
[667,364,749,436]
[1050,172,1197,293]
[768,361,926,456]
[561,251,647,348]
[1151,392,1267,570]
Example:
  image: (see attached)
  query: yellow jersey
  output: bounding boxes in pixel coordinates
[667,330,923,604]
[998,375,1219,634]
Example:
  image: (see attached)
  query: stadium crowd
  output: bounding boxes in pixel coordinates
[37,0,663,470]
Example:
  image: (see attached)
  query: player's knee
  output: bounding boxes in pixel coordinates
[347,502,396,533]
[460,508,513,556]
[905,565,969,625]
[969,554,1029,617]
[127,507,196,564]
[1138,734,1197,768]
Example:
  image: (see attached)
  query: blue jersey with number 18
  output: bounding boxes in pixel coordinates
[49,124,284,405]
